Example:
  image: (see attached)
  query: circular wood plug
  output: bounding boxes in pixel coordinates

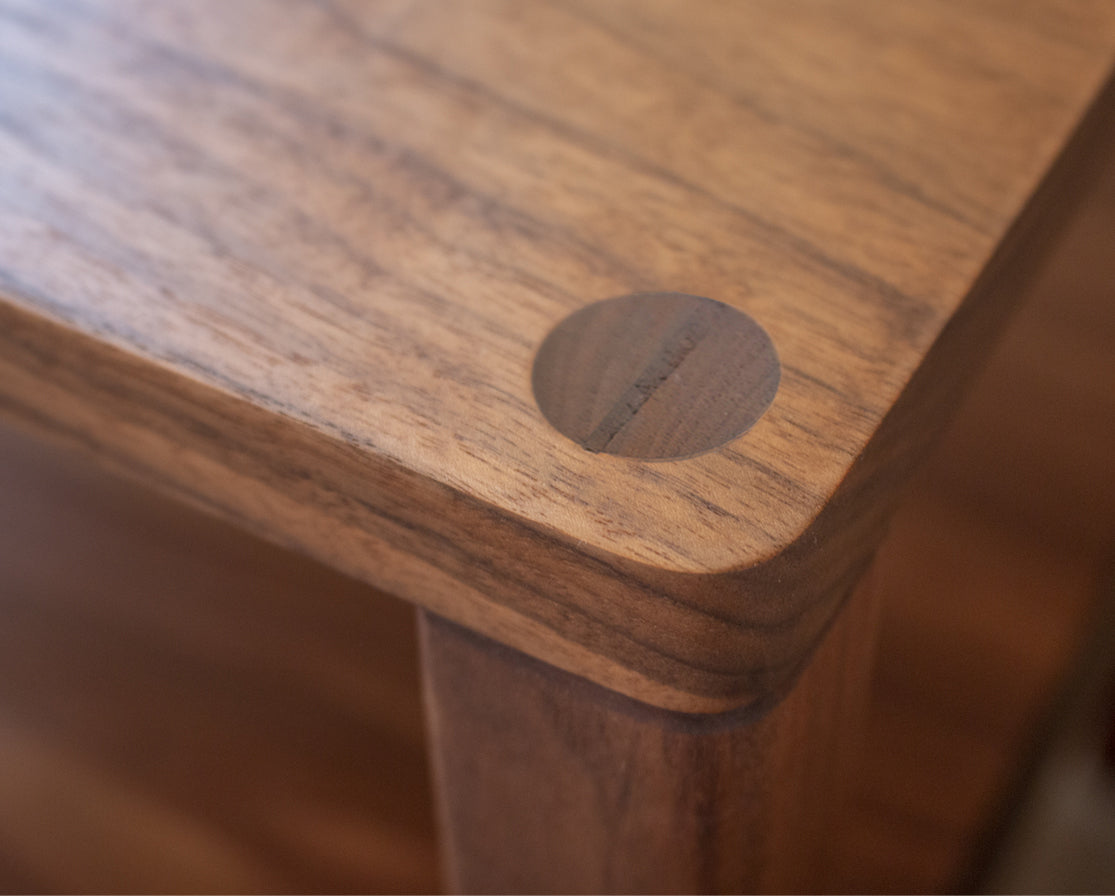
[532,293,780,460]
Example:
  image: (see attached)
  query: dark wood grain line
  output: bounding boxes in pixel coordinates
[0,49,580,350]
[581,305,726,452]
[548,0,987,229]
[314,0,938,321]
[41,0,940,369]
[7,0,653,300]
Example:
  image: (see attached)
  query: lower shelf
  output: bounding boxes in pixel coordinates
[0,422,438,893]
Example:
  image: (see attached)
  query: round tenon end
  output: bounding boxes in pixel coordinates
[532,293,780,460]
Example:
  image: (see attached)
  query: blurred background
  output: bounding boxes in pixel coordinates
[0,114,1113,896]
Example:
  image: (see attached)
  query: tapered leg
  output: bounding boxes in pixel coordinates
[419,569,881,894]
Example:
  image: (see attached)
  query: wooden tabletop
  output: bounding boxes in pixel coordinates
[2,0,1114,712]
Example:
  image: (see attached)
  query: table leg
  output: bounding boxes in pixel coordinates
[418,568,881,894]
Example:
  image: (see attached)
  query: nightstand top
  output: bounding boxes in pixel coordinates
[3,0,1114,710]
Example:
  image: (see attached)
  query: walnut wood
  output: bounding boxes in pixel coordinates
[2,59,1114,889]
[2,0,1115,711]
[420,568,881,894]
[0,421,438,893]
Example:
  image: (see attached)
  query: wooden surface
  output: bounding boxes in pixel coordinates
[421,573,878,894]
[1,80,1113,890]
[3,0,1115,710]
[0,423,437,894]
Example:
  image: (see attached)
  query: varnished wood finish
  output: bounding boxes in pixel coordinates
[3,1,1115,710]
[0,143,1112,888]
[532,293,780,459]
[421,571,880,894]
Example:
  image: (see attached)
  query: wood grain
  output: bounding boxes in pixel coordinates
[2,0,1114,710]
[0,133,1112,890]
[420,562,880,894]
